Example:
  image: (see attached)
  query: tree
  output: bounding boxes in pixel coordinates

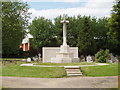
[67,16,79,46]
[107,1,120,55]
[77,16,96,56]
[28,14,112,56]
[29,17,55,52]
[95,49,110,63]
[93,18,110,51]
[53,16,63,46]
[0,1,2,57]
[2,1,30,57]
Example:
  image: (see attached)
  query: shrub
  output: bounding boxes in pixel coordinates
[95,49,110,63]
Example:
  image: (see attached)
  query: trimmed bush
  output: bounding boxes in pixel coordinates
[95,49,110,63]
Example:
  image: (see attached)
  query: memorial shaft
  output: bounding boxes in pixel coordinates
[61,14,69,46]
[63,22,67,45]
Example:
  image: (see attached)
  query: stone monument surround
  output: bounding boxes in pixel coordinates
[43,47,79,63]
[42,14,79,63]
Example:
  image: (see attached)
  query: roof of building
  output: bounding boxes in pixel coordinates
[22,33,33,44]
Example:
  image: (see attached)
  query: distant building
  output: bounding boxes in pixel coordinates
[20,34,33,51]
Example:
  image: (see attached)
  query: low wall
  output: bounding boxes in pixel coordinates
[42,47,79,63]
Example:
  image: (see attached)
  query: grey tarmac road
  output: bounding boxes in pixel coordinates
[2,76,118,88]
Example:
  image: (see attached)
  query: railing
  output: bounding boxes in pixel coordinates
[0,58,26,65]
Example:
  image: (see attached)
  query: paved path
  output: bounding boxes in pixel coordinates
[20,63,109,67]
[2,76,118,88]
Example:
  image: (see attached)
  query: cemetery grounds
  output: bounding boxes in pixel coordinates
[1,58,118,78]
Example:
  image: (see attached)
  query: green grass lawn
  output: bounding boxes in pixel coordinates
[81,63,118,76]
[34,62,96,66]
[2,62,119,78]
[2,63,66,78]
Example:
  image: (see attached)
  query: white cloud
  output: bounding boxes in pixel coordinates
[85,0,114,8]
[51,0,81,2]
[28,0,114,23]
[23,0,114,2]
[23,0,86,2]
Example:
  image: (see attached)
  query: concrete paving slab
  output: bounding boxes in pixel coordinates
[2,76,118,88]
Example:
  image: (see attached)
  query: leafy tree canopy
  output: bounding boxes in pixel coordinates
[29,17,55,51]
[108,1,120,55]
[2,1,30,57]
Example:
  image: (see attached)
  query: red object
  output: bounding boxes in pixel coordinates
[20,43,30,51]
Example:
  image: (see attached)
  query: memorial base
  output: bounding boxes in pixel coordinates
[51,45,79,63]
[51,57,79,63]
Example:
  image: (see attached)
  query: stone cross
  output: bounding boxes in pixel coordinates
[61,14,69,46]
[38,53,41,57]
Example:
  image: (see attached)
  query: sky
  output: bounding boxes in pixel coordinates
[22,0,115,22]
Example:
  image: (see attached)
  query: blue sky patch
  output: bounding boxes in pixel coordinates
[27,2,86,10]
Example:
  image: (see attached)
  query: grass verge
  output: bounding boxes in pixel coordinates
[2,62,119,78]
[2,64,66,78]
[34,62,96,66]
[81,63,118,76]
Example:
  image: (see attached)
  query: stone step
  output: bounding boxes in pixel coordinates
[65,69,81,71]
[66,69,81,71]
[66,70,82,72]
[64,66,83,77]
[67,72,82,74]
[66,71,82,74]
[65,68,81,70]
[67,73,83,76]
[64,66,80,69]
